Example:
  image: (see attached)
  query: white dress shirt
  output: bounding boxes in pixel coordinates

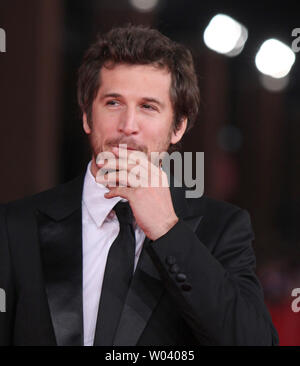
[82,161,146,346]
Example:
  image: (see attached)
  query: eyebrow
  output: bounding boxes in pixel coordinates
[100,93,165,108]
[101,93,122,99]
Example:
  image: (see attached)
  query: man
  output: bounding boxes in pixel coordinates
[0,25,278,346]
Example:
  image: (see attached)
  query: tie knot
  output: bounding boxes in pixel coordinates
[113,201,134,225]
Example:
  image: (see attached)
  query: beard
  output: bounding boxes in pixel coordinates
[88,127,173,165]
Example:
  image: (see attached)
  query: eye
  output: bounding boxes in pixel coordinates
[142,103,156,111]
[106,100,119,106]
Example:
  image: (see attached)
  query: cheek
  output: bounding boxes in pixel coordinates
[144,115,171,134]
[152,122,172,140]
[92,112,115,134]
[144,125,172,151]
[92,105,114,126]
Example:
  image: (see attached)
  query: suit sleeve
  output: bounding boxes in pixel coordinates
[146,209,279,346]
[0,205,15,345]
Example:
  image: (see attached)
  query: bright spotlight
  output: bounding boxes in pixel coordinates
[129,0,159,12]
[255,39,296,78]
[203,14,248,56]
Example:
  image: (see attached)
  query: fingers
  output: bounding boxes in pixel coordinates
[96,169,143,188]
[111,146,149,170]
[95,147,169,189]
[97,157,138,173]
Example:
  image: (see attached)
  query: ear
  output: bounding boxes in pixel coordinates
[83,113,91,134]
[170,117,187,145]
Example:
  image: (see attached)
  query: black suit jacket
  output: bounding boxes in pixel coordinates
[0,173,279,346]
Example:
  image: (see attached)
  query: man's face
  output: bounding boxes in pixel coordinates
[83,63,187,176]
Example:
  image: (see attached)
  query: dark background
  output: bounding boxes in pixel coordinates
[1,0,300,345]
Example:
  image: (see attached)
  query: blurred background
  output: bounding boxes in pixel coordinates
[1,0,300,345]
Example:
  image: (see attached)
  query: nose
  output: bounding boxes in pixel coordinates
[118,106,139,136]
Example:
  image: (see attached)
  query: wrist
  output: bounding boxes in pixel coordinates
[151,215,179,241]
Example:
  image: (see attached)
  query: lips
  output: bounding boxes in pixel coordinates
[108,142,147,154]
[112,145,137,151]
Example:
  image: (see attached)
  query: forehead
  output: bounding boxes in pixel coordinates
[98,63,172,100]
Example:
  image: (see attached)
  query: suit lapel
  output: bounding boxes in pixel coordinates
[113,185,203,346]
[35,174,85,346]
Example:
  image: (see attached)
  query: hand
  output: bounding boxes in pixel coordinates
[95,146,178,241]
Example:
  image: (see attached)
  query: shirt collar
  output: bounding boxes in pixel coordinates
[82,161,122,228]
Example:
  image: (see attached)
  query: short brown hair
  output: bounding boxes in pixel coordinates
[77,24,200,135]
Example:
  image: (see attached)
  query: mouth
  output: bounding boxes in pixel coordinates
[111,144,139,151]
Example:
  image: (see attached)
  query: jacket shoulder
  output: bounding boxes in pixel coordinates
[2,174,85,216]
[188,194,245,219]
[187,194,253,248]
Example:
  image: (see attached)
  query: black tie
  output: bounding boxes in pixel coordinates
[93,201,136,346]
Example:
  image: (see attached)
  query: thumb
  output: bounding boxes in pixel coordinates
[104,186,131,200]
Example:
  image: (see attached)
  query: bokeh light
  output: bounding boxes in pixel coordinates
[203,14,248,56]
[129,0,159,13]
[255,39,296,78]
